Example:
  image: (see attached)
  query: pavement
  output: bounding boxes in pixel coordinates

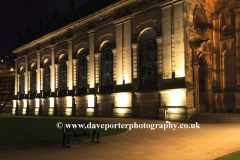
[1,116,240,160]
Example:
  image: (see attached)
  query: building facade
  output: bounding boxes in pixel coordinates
[12,0,240,121]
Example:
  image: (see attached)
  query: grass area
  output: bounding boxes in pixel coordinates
[215,150,240,160]
[0,117,126,151]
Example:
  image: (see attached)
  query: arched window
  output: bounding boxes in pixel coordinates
[78,50,88,95]
[31,64,37,95]
[101,42,113,93]
[44,60,50,96]
[139,28,157,91]
[20,67,25,98]
[60,55,67,92]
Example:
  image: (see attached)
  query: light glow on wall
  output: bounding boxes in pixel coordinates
[13,100,16,108]
[35,98,40,108]
[35,108,39,116]
[48,108,54,116]
[22,108,26,115]
[65,108,72,116]
[86,108,94,113]
[160,89,186,106]
[51,83,55,92]
[113,108,132,114]
[23,99,27,108]
[67,96,72,107]
[88,95,95,107]
[50,97,54,108]
[37,83,40,93]
[12,109,15,115]
[176,69,185,78]
[115,92,131,107]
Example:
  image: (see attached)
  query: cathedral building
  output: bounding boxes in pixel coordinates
[12,0,240,121]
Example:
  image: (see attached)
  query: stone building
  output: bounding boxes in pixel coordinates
[12,0,240,121]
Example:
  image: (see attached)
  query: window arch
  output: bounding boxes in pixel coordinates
[60,55,67,92]
[31,64,37,95]
[20,67,25,98]
[139,28,157,91]
[78,49,88,95]
[44,60,50,96]
[101,41,113,93]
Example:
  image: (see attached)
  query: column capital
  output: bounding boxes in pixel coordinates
[86,55,90,61]
[155,37,162,43]
[50,44,55,49]
[37,50,41,55]
[131,43,138,49]
[111,48,116,54]
[114,21,123,26]
[160,2,172,9]
[193,64,200,70]
[73,59,77,63]
[94,53,101,58]
[233,7,240,14]
[67,37,73,43]
[88,29,96,35]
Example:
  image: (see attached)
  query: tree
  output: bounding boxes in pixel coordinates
[0,72,14,113]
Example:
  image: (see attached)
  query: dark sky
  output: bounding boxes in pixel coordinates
[0,0,90,55]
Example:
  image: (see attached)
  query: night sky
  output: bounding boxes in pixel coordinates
[0,0,90,56]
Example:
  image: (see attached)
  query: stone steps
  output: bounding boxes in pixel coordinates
[188,113,240,123]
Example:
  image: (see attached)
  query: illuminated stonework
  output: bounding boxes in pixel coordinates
[11,0,240,121]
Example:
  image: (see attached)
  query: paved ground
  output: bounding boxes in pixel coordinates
[1,116,240,160]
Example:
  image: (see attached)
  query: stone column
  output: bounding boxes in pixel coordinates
[88,29,95,89]
[37,50,41,94]
[94,53,101,92]
[40,68,44,91]
[193,64,200,111]
[115,22,123,85]
[14,59,18,95]
[24,55,28,95]
[67,38,73,91]
[55,64,59,89]
[50,44,55,92]
[123,18,132,84]
[86,55,90,93]
[73,59,77,88]
[162,4,172,79]
[17,74,20,93]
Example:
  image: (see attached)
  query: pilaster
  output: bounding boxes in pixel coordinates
[67,37,73,91]
[37,50,41,93]
[193,64,200,111]
[115,22,123,85]
[50,44,55,92]
[161,4,172,79]
[88,29,95,88]
[123,18,132,84]
[24,55,28,95]
[14,59,18,95]
[173,1,185,78]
